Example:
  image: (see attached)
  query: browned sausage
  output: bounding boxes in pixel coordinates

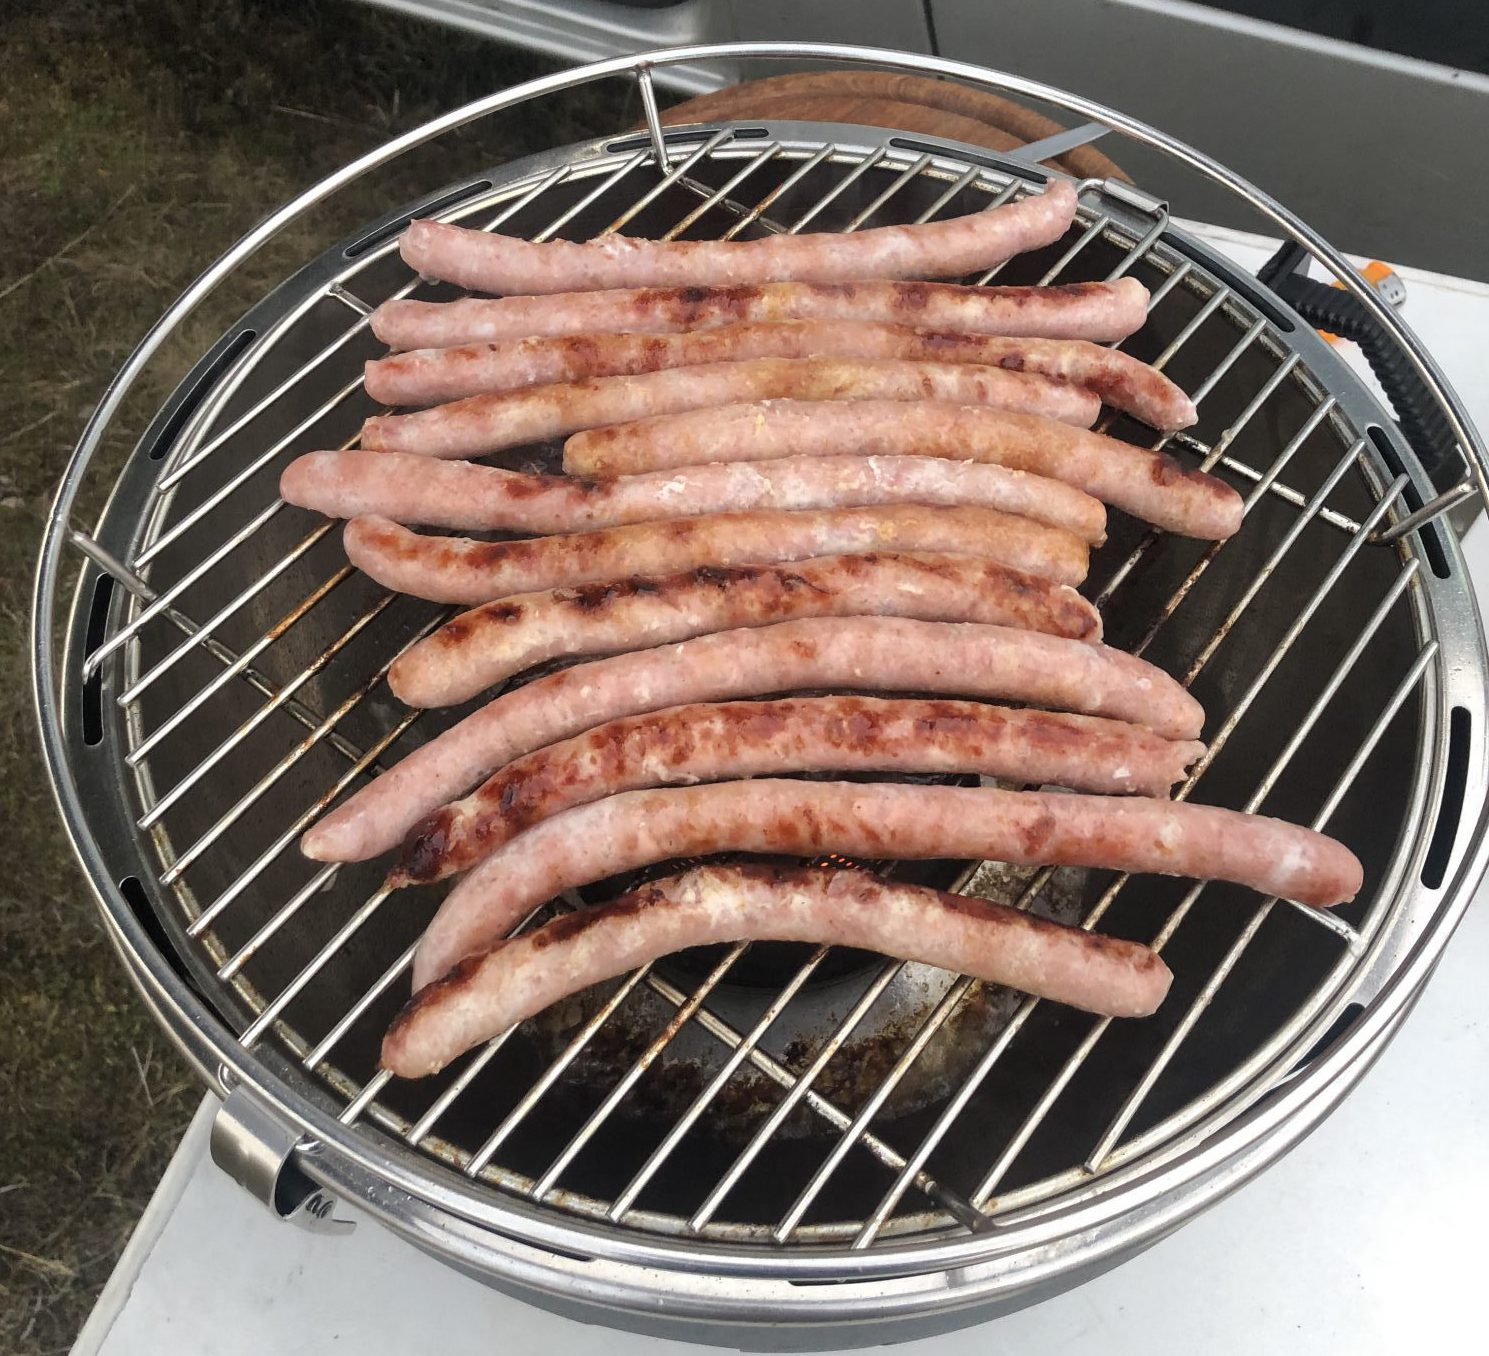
[399,181,1078,294]
[342,501,1103,610]
[358,358,1100,459]
[394,696,1206,884]
[282,450,1103,562]
[387,553,1103,709]
[382,863,1173,1078]
[302,618,1203,864]
[370,278,1150,351]
[409,780,1364,989]
[365,322,1195,429]
[565,400,1242,540]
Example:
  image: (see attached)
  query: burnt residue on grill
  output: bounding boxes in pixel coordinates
[494,851,1090,1162]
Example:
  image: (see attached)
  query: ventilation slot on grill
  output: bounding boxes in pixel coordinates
[342,181,495,260]
[148,328,256,462]
[80,571,116,745]
[1422,705,1471,889]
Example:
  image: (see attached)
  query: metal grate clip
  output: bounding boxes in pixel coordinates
[210,1083,356,1235]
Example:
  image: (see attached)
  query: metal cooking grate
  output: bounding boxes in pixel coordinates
[52,111,1468,1257]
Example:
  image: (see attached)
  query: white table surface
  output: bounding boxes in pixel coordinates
[74,227,1489,1356]
[75,888,1489,1356]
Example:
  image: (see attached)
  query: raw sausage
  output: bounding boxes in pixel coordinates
[399,181,1079,295]
[382,863,1173,1078]
[409,780,1364,989]
[395,696,1207,883]
[302,618,1203,863]
[359,358,1100,458]
[370,278,1150,351]
[365,321,1194,429]
[565,400,1242,540]
[388,553,1103,708]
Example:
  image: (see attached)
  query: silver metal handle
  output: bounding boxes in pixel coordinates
[210,1083,355,1235]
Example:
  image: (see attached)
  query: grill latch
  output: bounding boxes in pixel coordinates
[210,1082,356,1234]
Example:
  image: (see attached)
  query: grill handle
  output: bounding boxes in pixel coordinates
[210,1083,356,1234]
[1259,242,1463,491]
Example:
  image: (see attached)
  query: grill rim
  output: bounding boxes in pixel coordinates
[81,136,1440,1244]
[32,41,1489,1312]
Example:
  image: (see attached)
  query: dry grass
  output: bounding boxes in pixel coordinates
[0,3,615,1349]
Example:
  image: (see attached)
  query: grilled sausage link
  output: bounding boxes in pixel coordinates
[370,277,1150,351]
[387,553,1103,709]
[283,449,1103,559]
[409,780,1364,990]
[565,400,1242,540]
[341,495,1103,607]
[394,696,1206,883]
[365,321,1194,429]
[399,181,1078,294]
[358,358,1100,459]
[301,618,1203,864]
[382,863,1174,1078]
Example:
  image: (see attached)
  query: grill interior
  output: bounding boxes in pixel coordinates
[76,126,1444,1250]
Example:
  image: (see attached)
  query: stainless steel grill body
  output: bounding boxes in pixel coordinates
[34,44,1489,1348]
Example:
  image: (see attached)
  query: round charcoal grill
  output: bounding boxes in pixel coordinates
[33,43,1489,1349]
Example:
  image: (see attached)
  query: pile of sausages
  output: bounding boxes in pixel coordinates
[279,181,1364,1081]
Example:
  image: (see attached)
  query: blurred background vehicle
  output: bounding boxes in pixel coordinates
[358,0,1489,280]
